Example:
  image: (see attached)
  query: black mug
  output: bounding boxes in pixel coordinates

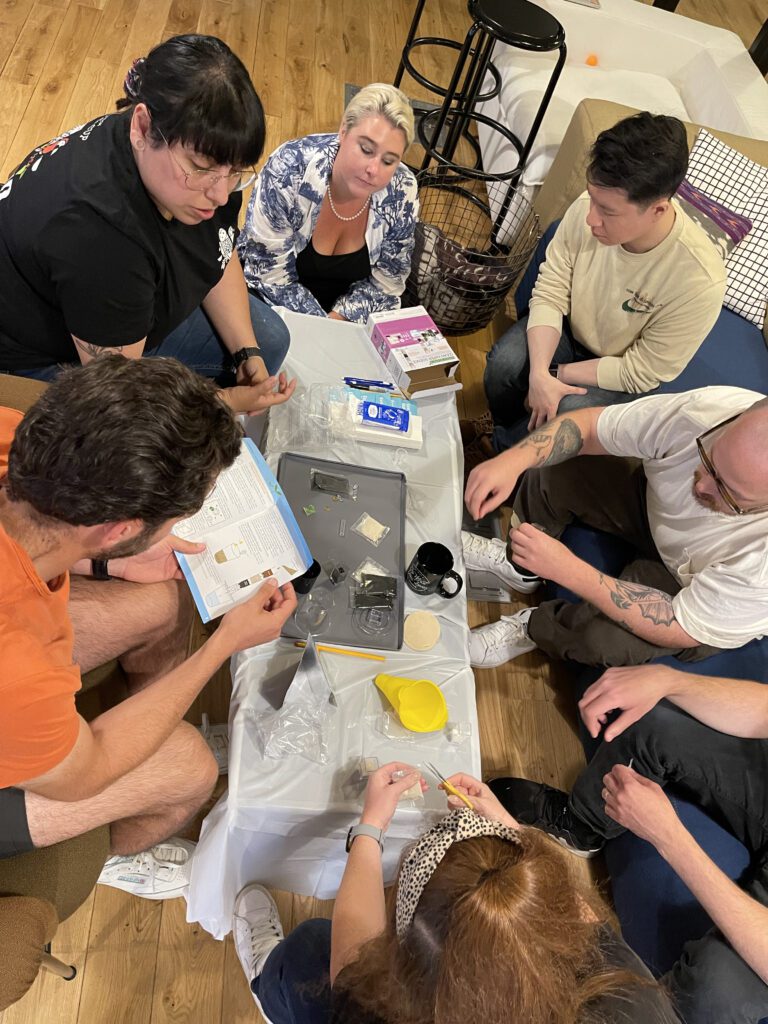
[293,558,321,595]
[405,542,463,599]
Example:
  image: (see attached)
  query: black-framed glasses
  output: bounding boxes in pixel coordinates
[696,413,768,515]
[155,127,256,193]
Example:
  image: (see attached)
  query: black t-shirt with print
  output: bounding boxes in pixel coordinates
[0,111,241,370]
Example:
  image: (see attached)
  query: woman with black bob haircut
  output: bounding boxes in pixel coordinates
[0,34,294,417]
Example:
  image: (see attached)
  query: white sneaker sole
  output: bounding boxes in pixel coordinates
[469,565,541,594]
[549,833,602,859]
[469,638,536,668]
[97,877,189,900]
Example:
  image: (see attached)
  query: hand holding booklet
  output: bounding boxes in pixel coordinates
[173,439,312,622]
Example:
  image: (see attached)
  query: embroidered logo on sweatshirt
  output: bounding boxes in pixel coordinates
[621,289,661,315]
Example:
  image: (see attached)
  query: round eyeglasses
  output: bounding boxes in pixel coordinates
[696,412,768,516]
[155,127,256,193]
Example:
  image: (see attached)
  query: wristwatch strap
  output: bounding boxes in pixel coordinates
[346,822,384,853]
[91,558,111,581]
[231,346,261,370]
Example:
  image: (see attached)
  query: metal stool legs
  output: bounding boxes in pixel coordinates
[394,0,429,88]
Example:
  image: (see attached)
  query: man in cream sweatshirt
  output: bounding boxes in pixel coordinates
[480,112,727,453]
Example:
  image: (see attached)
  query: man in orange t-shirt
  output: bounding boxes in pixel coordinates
[0,356,297,896]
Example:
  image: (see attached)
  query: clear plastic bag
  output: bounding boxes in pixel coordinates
[249,702,336,764]
[266,384,357,455]
[247,638,337,764]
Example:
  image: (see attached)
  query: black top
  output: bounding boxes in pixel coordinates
[0,111,241,370]
[295,237,371,314]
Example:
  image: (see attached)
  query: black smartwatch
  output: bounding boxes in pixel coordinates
[231,346,262,370]
[91,558,111,581]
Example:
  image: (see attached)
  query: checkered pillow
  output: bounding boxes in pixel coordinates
[685,130,768,328]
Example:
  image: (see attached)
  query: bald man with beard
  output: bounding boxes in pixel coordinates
[461,386,768,669]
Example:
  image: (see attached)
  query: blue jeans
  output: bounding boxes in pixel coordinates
[252,919,331,1024]
[484,314,637,451]
[11,294,290,386]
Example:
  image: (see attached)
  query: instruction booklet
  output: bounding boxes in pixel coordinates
[173,439,312,623]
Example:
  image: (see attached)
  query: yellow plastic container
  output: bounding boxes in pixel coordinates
[374,673,448,733]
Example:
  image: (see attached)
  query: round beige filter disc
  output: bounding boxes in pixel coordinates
[404,611,441,651]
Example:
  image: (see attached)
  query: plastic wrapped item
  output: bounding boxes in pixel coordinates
[351,557,390,584]
[323,560,349,586]
[350,572,398,609]
[392,767,425,803]
[368,712,472,749]
[197,713,229,775]
[266,384,423,455]
[311,468,358,499]
[248,637,336,764]
[266,384,356,455]
[351,512,390,547]
[294,588,333,635]
[352,604,395,640]
[444,721,473,745]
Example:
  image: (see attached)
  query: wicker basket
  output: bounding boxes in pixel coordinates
[406,170,540,335]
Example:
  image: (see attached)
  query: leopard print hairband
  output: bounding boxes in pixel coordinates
[395,808,521,937]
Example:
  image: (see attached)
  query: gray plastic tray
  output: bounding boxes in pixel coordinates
[277,453,406,650]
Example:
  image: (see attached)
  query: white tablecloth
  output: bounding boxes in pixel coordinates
[186,311,479,938]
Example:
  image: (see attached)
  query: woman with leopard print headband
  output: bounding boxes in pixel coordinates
[231,762,679,1024]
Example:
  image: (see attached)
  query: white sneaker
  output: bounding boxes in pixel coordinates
[97,838,195,900]
[461,531,541,593]
[198,713,229,775]
[233,883,284,1020]
[469,608,537,668]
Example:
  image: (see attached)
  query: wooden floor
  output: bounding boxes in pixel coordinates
[0,1,764,1021]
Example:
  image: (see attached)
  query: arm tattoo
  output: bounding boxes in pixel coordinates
[73,338,124,358]
[599,574,677,627]
[519,417,584,467]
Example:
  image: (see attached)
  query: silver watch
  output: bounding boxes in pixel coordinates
[346,822,384,853]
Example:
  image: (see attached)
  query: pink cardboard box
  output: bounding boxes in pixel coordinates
[366,306,460,398]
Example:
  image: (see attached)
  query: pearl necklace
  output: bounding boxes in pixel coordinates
[327,182,370,222]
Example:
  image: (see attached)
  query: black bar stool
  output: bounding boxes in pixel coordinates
[395,0,566,182]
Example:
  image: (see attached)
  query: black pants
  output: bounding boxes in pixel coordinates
[515,457,721,666]
[571,704,768,1024]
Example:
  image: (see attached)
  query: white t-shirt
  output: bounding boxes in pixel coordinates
[597,386,768,649]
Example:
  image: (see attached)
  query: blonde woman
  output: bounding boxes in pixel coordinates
[238,84,418,324]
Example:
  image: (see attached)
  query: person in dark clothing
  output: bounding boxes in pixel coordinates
[0,34,293,416]
[491,663,768,1024]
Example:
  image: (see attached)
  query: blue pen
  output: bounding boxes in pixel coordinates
[343,376,395,389]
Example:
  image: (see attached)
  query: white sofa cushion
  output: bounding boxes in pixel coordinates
[489,60,689,186]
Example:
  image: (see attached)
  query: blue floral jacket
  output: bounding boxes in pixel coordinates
[237,133,419,323]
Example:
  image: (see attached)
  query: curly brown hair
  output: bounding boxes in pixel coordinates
[7,356,242,530]
[336,828,675,1024]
